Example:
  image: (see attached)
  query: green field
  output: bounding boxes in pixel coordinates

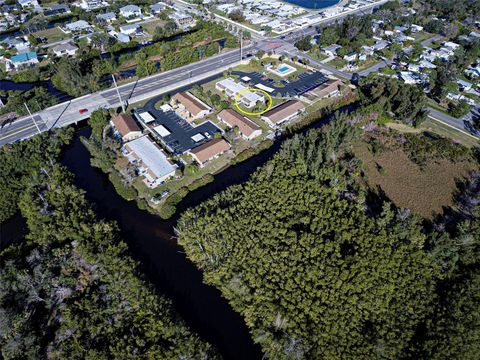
[33,27,70,44]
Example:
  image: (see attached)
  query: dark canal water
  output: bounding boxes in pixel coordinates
[1,104,345,357]
[61,127,265,360]
[284,0,340,9]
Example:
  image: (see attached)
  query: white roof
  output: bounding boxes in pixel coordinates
[153,124,171,137]
[126,136,177,180]
[160,104,172,112]
[138,111,155,123]
[255,83,274,93]
[191,133,205,142]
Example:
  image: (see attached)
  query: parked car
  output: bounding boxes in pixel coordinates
[79,108,88,114]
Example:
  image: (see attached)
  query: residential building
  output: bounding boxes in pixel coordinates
[217,109,262,140]
[96,12,116,24]
[343,52,357,62]
[52,42,78,57]
[2,36,30,52]
[323,44,342,57]
[168,12,195,28]
[119,23,140,35]
[111,114,143,142]
[120,5,142,18]
[411,24,423,32]
[188,138,231,167]
[261,100,305,128]
[150,2,167,14]
[18,0,38,8]
[111,32,130,43]
[122,135,177,187]
[399,71,422,84]
[170,92,212,122]
[43,4,70,16]
[216,78,265,108]
[65,20,92,33]
[79,0,104,11]
[6,51,38,71]
[309,79,342,99]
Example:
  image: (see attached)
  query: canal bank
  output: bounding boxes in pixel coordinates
[62,126,263,360]
[60,103,351,358]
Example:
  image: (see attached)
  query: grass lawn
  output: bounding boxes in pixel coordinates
[354,141,476,218]
[413,31,435,43]
[141,19,167,36]
[420,118,479,148]
[329,57,348,70]
[33,27,70,44]
[354,57,382,72]
[133,150,232,202]
[308,51,329,62]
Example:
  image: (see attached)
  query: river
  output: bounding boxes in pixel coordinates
[0,102,343,357]
[62,127,264,359]
[59,101,348,358]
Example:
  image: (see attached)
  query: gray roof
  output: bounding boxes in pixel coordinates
[120,4,140,12]
[52,42,78,52]
[96,12,116,20]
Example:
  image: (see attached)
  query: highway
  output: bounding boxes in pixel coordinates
[1,0,478,146]
[0,46,255,146]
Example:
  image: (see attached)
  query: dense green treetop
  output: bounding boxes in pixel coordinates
[177,114,480,359]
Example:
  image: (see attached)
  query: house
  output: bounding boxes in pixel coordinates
[119,23,140,35]
[150,2,167,14]
[419,60,437,70]
[96,12,116,24]
[2,36,30,52]
[6,51,38,71]
[111,114,143,142]
[188,138,231,167]
[52,42,78,57]
[399,71,422,84]
[122,135,177,187]
[261,100,305,128]
[343,52,357,62]
[373,40,389,51]
[323,44,342,57]
[170,92,212,122]
[79,0,105,11]
[465,64,480,78]
[111,32,130,43]
[216,78,264,108]
[65,20,92,33]
[457,79,473,92]
[411,24,423,32]
[44,4,70,16]
[443,41,460,51]
[309,79,342,99]
[168,12,195,28]
[217,109,262,140]
[17,0,38,8]
[119,5,141,18]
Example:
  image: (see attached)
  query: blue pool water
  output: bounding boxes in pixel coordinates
[278,66,291,73]
[283,0,340,9]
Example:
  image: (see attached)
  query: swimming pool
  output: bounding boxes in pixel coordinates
[267,63,297,77]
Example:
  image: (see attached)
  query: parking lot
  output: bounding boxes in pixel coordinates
[134,106,222,155]
[232,70,327,97]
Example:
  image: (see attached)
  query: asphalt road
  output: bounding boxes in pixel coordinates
[0,46,255,146]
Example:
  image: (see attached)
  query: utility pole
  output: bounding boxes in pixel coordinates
[24,102,41,134]
[112,74,125,113]
[239,30,243,62]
